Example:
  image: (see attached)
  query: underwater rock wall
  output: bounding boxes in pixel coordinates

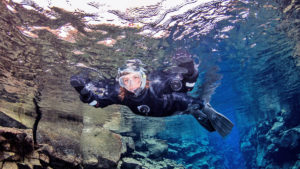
[0,1,86,165]
[237,1,300,168]
[193,1,300,168]
[0,126,82,169]
[166,138,223,169]
[0,1,41,129]
[115,107,186,168]
[210,0,300,130]
[0,1,182,168]
[0,125,183,169]
[2,0,300,168]
[0,2,125,168]
[240,109,300,169]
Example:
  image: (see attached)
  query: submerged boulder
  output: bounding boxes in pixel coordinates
[144,138,168,159]
[0,126,82,169]
[240,111,300,169]
[279,126,300,148]
[80,105,124,169]
[117,157,185,169]
[0,127,34,157]
[81,127,123,168]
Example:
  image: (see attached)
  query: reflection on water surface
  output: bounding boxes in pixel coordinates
[0,0,300,168]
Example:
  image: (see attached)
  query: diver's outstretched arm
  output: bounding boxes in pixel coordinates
[70,75,116,108]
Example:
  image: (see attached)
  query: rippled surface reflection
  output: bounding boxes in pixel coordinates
[1,0,300,168]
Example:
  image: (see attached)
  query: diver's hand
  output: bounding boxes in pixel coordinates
[70,75,90,93]
[70,75,99,105]
[79,87,94,104]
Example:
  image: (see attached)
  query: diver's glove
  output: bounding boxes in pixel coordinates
[70,75,90,92]
[70,75,95,104]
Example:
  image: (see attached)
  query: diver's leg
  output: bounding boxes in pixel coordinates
[201,103,234,137]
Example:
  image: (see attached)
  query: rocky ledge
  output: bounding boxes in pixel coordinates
[0,126,82,169]
[0,126,186,169]
[240,110,300,169]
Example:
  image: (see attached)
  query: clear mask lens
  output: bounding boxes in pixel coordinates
[119,76,132,88]
[118,67,147,96]
[119,73,141,89]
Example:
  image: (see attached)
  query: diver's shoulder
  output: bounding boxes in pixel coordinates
[148,70,168,81]
[149,73,167,86]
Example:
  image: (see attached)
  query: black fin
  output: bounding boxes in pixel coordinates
[192,110,216,132]
[210,111,234,137]
[202,104,234,137]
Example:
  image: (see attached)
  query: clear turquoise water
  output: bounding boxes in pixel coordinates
[1,0,299,168]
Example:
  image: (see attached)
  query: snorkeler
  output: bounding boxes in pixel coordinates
[70,53,234,137]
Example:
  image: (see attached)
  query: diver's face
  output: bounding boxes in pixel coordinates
[121,72,142,92]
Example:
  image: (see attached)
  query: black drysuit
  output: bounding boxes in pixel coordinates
[71,64,203,117]
[71,62,234,137]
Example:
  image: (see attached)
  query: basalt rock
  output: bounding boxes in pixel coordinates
[0,2,172,168]
[117,157,185,169]
[164,136,224,169]
[143,138,168,160]
[0,127,34,157]
[240,110,300,169]
[0,126,82,169]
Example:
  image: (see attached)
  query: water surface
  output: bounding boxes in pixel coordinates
[1,0,299,168]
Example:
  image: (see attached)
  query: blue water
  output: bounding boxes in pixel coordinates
[155,1,300,168]
[156,59,248,169]
[1,0,300,168]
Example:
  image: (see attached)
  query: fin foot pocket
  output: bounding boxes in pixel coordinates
[192,110,216,132]
[202,104,234,137]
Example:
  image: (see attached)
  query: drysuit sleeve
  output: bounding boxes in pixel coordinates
[79,88,112,108]
[70,75,120,108]
[161,92,204,114]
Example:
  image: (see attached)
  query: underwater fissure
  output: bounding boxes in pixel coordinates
[0,0,300,169]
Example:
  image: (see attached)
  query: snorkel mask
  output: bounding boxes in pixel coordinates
[117,59,147,96]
